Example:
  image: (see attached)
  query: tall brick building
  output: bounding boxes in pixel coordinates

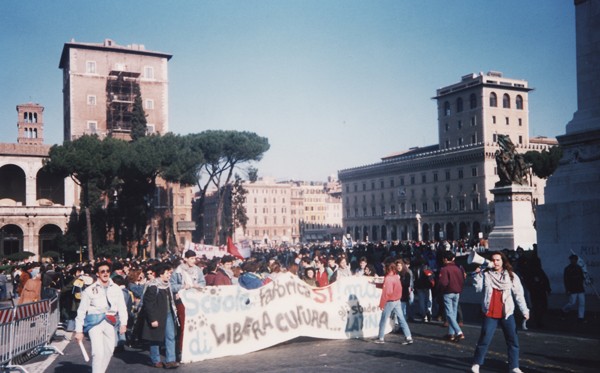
[59,38,172,141]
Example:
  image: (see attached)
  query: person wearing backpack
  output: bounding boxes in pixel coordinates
[414,258,435,322]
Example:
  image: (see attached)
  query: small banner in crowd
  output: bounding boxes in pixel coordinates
[179,273,389,363]
[185,241,251,259]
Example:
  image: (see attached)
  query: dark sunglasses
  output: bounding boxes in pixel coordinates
[98,269,110,274]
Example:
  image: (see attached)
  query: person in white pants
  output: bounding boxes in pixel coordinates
[75,261,128,373]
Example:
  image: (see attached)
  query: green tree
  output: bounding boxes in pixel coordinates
[191,130,269,244]
[130,83,148,141]
[231,174,248,235]
[117,134,203,257]
[247,166,259,182]
[524,145,563,179]
[43,135,126,260]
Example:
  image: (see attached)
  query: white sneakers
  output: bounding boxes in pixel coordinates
[471,365,523,373]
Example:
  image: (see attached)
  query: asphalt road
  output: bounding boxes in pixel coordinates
[28,316,599,373]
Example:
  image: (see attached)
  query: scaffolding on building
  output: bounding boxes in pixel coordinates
[106,70,141,137]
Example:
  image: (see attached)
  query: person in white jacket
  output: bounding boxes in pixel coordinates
[75,261,128,373]
[471,251,529,373]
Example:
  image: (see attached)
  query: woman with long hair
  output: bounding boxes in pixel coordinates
[374,260,413,345]
[471,251,529,373]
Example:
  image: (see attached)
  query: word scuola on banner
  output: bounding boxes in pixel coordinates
[179,273,392,362]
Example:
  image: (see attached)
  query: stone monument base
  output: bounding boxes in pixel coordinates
[536,129,600,296]
[487,185,537,251]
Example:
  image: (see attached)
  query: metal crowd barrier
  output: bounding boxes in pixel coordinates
[0,296,63,373]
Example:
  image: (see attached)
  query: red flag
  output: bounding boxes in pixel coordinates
[227,237,244,260]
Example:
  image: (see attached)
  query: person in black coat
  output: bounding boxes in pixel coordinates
[141,263,179,368]
[522,257,551,328]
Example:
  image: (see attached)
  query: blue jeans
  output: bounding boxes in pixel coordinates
[473,314,520,370]
[150,313,176,364]
[416,288,432,318]
[443,293,462,335]
[378,300,411,340]
[562,292,585,319]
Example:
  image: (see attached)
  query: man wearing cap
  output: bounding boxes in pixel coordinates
[171,250,206,359]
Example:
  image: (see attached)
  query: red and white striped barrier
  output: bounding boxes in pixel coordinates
[0,296,60,372]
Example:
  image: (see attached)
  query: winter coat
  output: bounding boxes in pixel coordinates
[473,270,529,319]
[212,269,233,286]
[19,277,41,304]
[437,262,465,294]
[141,285,177,342]
[563,264,585,294]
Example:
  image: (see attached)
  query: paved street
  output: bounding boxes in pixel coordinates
[25,312,599,373]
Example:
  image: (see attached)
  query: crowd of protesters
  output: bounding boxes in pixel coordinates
[0,239,583,372]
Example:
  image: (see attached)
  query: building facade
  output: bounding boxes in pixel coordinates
[339,72,556,247]
[0,103,75,256]
[59,39,172,141]
[59,39,193,253]
[203,177,343,245]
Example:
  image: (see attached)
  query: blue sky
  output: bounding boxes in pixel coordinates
[0,0,576,181]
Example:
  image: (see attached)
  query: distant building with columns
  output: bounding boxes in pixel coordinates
[0,103,75,257]
[338,72,557,246]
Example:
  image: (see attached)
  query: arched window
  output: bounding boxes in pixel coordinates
[469,93,477,109]
[489,92,497,107]
[516,95,523,110]
[444,101,451,116]
[456,97,463,113]
[503,94,510,108]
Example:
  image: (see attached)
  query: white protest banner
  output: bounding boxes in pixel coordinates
[185,242,228,259]
[179,273,390,363]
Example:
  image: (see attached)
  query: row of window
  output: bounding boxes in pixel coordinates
[346,167,478,193]
[86,95,154,110]
[85,121,155,134]
[253,216,288,225]
[491,115,523,126]
[85,61,155,79]
[445,116,477,131]
[21,128,39,139]
[347,181,479,204]
[251,197,287,204]
[345,196,481,217]
[249,189,289,195]
[444,135,479,148]
[22,112,39,123]
[254,207,288,214]
[249,228,296,238]
[443,92,523,116]
[490,93,523,109]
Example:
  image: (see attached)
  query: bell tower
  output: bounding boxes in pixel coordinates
[16,103,44,145]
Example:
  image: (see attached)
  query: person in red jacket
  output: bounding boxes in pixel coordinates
[374,261,413,345]
[315,257,329,288]
[213,256,235,286]
[437,251,465,342]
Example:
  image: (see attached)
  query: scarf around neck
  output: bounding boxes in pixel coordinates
[147,278,170,290]
[487,269,512,305]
